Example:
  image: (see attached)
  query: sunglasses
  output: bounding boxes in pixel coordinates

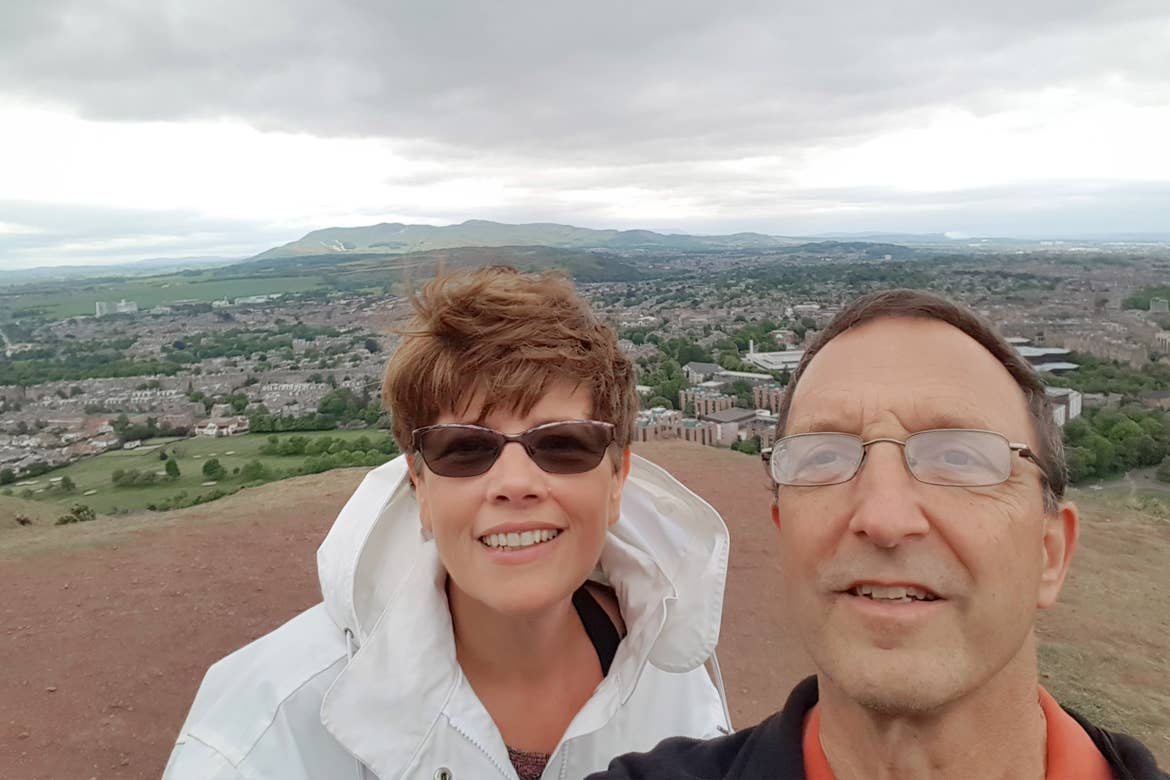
[410,420,616,478]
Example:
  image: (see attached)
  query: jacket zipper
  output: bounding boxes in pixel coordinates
[448,720,518,780]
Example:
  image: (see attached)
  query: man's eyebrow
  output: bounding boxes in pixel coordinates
[786,406,1001,436]
[786,410,860,435]
[908,406,998,432]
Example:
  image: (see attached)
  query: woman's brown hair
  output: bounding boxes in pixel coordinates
[382,265,638,463]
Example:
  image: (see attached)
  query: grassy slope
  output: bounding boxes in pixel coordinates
[0,274,324,319]
[8,429,392,516]
[0,494,62,529]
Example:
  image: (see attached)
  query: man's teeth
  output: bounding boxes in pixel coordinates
[480,529,561,550]
[852,584,938,602]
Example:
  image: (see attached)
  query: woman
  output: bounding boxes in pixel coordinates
[165,266,731,780]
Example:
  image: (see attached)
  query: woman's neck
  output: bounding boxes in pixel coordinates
[447,578,605,753]
[447,579,586,684]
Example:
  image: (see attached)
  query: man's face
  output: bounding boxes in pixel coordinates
[410,381,628,616]
[774,317,1076,714]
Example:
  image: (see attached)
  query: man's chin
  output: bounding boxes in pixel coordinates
[818,651,970,717]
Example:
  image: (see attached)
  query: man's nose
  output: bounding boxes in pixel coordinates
[488,441,549,503]
[846,442,930,547]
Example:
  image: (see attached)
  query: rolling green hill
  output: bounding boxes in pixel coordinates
[253,219,792,260]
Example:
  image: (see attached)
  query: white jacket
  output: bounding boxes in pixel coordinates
[163,454,732,780]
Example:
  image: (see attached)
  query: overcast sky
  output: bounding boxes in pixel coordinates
[2,1,1169,269]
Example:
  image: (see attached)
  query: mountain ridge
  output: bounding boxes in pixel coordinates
[252,219,797,260]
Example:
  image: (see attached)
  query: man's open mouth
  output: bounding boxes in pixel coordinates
[848,584,939,603]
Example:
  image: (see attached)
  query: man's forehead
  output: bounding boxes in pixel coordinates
[787,390,1001,434]
[787,317,1031,435]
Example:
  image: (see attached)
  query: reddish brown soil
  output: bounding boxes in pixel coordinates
[1,444,1166,779]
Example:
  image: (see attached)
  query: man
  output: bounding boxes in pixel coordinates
[593,289,1166,779]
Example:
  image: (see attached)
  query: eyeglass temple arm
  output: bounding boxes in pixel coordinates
[1009,442,1044,470]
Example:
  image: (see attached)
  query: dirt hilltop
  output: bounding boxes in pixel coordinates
[1,442,1167,778]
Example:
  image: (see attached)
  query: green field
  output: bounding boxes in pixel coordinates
[6,430,393,516]
[0,273,325,319]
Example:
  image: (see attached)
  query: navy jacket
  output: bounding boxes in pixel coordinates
[590,676,1168,780]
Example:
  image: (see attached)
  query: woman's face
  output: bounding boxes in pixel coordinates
[410,381,629,616]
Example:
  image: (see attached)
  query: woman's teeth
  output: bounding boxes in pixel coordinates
[480,529,561,550]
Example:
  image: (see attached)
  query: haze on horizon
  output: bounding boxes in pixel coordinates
[2,0,1169,270]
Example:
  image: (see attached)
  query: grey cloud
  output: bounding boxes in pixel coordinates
[2,0,1168,160]
[0,201,291,268]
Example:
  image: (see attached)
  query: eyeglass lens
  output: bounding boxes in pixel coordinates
[771,429,1014,487]
[415,421,614,477]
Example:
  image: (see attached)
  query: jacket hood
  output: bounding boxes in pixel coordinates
[317,453,729,671]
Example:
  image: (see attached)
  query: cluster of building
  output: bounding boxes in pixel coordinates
[0,293,403,478]
[94,299,139,317]
[632,340,1090,455]
[633,361,784,450]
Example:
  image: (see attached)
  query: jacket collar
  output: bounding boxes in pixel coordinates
[316,454,729,774]
[738,678,1168,780]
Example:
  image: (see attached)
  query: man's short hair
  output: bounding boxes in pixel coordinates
[775,289,1067,509]
[382,265,638,460]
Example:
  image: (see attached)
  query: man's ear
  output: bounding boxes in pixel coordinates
[1037,501,1078,609]
[607,448,632,527]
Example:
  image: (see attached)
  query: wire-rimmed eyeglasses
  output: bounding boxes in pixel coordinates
[761,428,1043,487]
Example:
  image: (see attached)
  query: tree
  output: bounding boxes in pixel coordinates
[1065,446,1097,484]
[59,475,76,492]
[240,460,271,482]
[112,413,131,435]
[202,458,226,481]
[165,457,181,479]
[731,437,761,456]
[55,504,96,525]
[0,468,13,486]
[646,396,674,409]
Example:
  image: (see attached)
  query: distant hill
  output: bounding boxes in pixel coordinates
[1,256,240,285]
[252,219,793,260]
[229,244,648,283]
[788,240,919,259]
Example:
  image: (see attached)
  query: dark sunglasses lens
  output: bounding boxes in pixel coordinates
[526,423,612,474]
[417,428,503,477]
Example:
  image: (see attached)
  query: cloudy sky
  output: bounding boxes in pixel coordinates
[2,1,1169,269]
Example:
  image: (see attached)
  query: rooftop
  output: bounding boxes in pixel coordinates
[1015,345,1071,358]
[682,361,722,375]
[701,407,759,424]
[1033,361,1081,373]
[742,350,805,372]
